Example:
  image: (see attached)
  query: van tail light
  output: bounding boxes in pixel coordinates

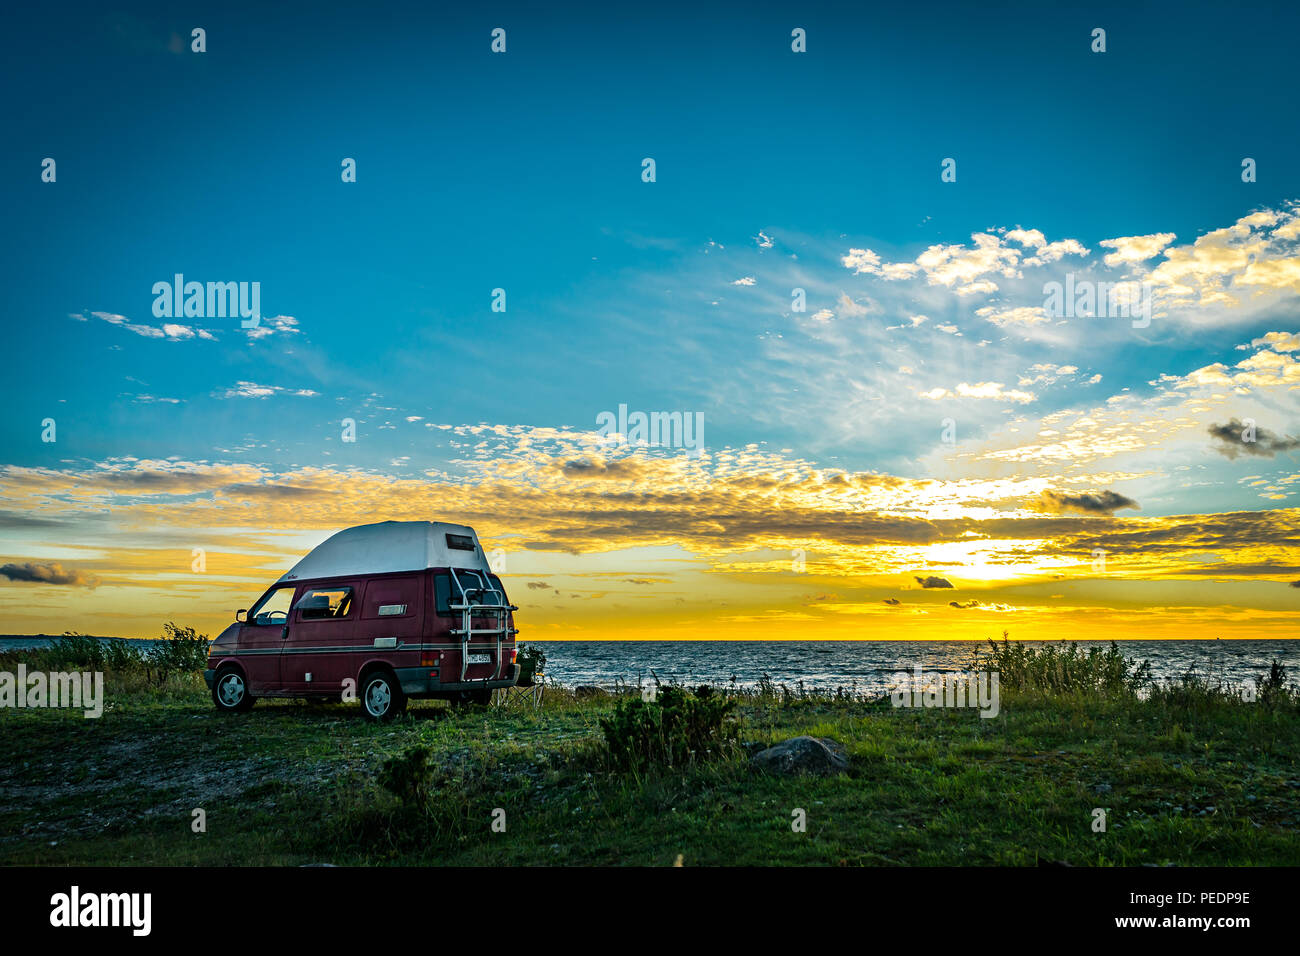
[421,652,437,668]
[509,649,518,664]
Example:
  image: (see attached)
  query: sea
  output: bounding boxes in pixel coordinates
[526,639,1300,694]
[4,636,1297,695]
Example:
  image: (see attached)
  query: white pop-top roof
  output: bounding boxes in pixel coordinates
[277,521,492,583]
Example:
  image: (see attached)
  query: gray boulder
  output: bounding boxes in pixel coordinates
[750,736,849,775]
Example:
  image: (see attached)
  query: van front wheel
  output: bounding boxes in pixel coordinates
[213,667,255,713]
[361,671,406,722]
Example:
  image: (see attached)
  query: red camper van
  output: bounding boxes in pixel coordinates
[204,521,520,720]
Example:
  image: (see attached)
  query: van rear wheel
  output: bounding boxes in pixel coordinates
[361,670,406,722]
[213,667,255,713]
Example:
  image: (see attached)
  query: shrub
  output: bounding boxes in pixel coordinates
[103,637,146,671]
[377,745,434,808]
[34,627,209,680]
[516,643,546,686]
[45,632,113,669]
[975,633,1150,696]
[147,622,210,677]
[598,684,739,773]
[20,632,149,671]
[1146,671,1237,710]
[1256,658,1294,707]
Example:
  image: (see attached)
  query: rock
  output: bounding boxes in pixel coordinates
[750,736,849,776]
[573,685,606,698]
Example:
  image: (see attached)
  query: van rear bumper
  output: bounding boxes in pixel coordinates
[395,665,520,697]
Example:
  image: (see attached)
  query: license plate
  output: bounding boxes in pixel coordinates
[467,653,491,665]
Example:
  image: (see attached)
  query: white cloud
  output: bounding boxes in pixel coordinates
[1128,208,1300,313]
[81,311,164,339]
[836,293,872,317]
[975,305,1051,327]
[74,311,242,342]
[920,381,1037,404]
[244,314,302,340]
[955,278,1000,296]
[217,382,320,399]
[841,248,882,274]
[1099,232,1177,267]
[1018,363,1080,387]
[845,230,1088,297]
[1247,331,1300,352]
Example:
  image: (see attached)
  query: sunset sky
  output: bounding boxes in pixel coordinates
[2,1,1298,640]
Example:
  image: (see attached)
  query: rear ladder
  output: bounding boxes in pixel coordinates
[448,568,518,682]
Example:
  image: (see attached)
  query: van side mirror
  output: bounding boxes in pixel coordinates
[236,609,247,623]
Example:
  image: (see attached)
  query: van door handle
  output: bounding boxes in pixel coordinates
[281,626,289,640]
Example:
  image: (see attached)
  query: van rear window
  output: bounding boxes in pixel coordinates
[436,569,495,613]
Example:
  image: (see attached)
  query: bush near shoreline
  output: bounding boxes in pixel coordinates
[1,631,1297,866]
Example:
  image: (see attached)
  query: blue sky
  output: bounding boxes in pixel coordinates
[2,1,1299,638]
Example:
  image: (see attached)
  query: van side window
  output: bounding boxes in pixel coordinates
[295,587,353,621]
[250,586,295,625]
[488,574,508,603]
[362,577,417,619]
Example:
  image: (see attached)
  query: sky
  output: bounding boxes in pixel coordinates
[1,0,1298,640]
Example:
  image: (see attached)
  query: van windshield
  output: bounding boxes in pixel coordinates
[250,586,294,625]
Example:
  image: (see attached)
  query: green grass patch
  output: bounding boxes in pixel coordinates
[1,642,1298,866]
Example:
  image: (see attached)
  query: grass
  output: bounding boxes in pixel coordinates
[1,637,1298,866]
